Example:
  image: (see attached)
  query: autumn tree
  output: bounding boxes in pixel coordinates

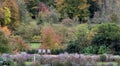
[10,36,30,53]
[0,5,11,36]
[41,26,61,50]
[3,0,20,30]
[55,0,89,22]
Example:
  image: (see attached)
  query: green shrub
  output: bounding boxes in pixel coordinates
[51,49,65,54]
[83,45,110,54]
[89,23,120,54]
[27,49,38,54]
[66,40,81,53]
[83,46,97,54]
[98,45,110,54]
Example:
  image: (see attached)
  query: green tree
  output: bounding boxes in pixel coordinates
[55,0,89,22]
[66,24,89,53]
[89,23,120,54]
[25,0,39,17]
[15,0,32,23]
[75,24,90,48]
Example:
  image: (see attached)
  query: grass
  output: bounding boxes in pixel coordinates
[25,62,43,66]
[97,62,118,66]
[25,62,32,65]
[30,42,41,49]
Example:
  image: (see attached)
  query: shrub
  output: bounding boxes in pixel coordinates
[83,46,97,54]
[27,49,38,54]
[98,45,110,54]
[83,45,110,54]
[51,49,65,54]
[88,23,120,54]
[66,40,81,53]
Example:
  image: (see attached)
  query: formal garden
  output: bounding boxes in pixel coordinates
[0,0,120,66]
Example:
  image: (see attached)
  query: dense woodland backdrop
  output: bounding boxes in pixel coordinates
[0,0,120,55]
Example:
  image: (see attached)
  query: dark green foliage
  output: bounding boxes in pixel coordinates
[83,45,110,54]
[27,49,38,54]
[25,0,39,16]
[66,41,81,53]
[25,0,54,17]
[83,46,97,54]
[91,23,120,54]
[98,45,110,54]
[87,0,100,18]
[55,0,89,22]
[51,49,65,54]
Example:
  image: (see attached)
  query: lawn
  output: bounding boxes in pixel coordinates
[30,42,41,49]
[97,62,118,66]
[14,62,43,66]
[25,62,33,65]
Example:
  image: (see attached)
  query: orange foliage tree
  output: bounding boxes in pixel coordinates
[10,36,30,53]
[0,26,11,36]
[41,26,61,50]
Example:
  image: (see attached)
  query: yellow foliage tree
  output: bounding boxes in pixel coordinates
[3,0,20,30]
